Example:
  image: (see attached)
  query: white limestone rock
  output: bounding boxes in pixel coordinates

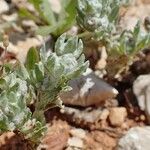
[117,126,150,150]
[133,74,150,122]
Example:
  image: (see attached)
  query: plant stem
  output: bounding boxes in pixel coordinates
[78,31,94,39]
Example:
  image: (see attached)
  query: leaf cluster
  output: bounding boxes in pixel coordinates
[77,0,121,41]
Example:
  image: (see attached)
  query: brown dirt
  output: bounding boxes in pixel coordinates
[0,0,150,150]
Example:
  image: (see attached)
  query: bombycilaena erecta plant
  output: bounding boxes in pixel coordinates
[0,34,88,148]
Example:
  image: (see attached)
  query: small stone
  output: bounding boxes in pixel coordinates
[100,109,109,120]
[96,58,107,70]
[109,107,127,126]
[41,121,69,150]
[117,126,150,150]
[0,0,9,14]
[61,106,105,124]
[121,122,129,130]
[70,128,86,139]
[140,115,146,121]
[2,13,18,22]
[67,137,83,148]
[22,20,37,27]
[133,74,150,123]
[60,68,118,107]
[96,46,107,70]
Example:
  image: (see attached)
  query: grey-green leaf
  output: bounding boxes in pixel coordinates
[25,47,39,71]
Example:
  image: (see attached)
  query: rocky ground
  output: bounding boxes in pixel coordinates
[0,0,150,150]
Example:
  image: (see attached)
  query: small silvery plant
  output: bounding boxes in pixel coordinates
[0,34,88,148]
[76,0,150,77]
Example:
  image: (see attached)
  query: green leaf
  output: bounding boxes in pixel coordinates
[25,47,39,71]
[16,63,30,80]
[133,21,140,43]
[40,0,56,25]
[40,44,48,63]
[0,79,6,90]
[54,0,77,35]
[29,0,42,13]
[136,35,150,52]
[67,61,89,79]
[19,8,40,23]
[109,5,119,22]
[29,0,56,25]
[55,34,83,58]
[55,34,66,54]
[35,62,44,82]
